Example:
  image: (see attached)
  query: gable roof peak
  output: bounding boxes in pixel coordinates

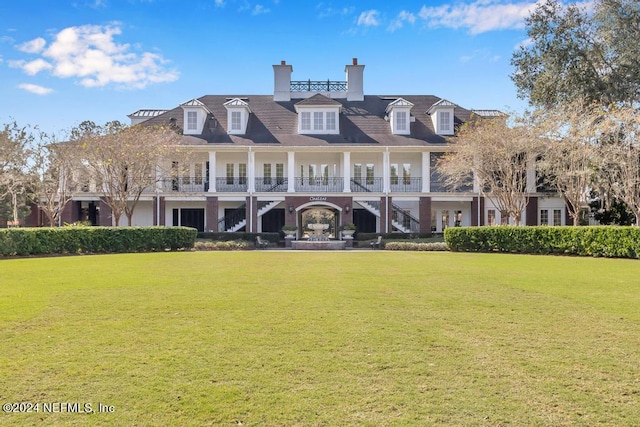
[295,93,342,107]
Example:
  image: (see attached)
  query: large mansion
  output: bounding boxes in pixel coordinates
[50,59,567,236]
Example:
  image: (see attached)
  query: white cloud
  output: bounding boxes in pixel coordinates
[22,58,53,75]
[18,83,53,95]
[388,10,416,32]
[252,4,269,15]
[11,24,178,89]
[17,37,46,54]
[418,0,540,34]
[214,0,225,6]
[357,10,380,27]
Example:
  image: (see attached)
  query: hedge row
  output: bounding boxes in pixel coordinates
[445,226,640,259]
[384,242,449,251]
[0,226,197,256]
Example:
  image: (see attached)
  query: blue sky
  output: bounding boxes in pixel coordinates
[0,0,572,137]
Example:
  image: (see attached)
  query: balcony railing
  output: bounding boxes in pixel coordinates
[351,178,383,192]
[254,177,288,192]
[216,177,248,192]
[160,178,207,193]
[295,177,343,192]
[390,178,422,192]
[290,80,347,92]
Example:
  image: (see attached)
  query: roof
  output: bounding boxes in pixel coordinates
[127,109,168,119]
[143,95,473,147]
[471,109,506,118]
[426,99,457,115]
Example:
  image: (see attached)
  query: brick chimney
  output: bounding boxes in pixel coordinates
[345,57,365,101]
[273,60,293,101]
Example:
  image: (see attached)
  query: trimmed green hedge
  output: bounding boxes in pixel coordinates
[0,226,197,256]
[384,242,449,251]
[445,226,640,259]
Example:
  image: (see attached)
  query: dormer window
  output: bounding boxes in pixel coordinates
[294,94,341,135]
[439,111,451,133]
[386,98,413,135]
[180,99,211,135]
[224,98,251,135]
[427,99,456,135]
[187,111,198,131]
[231,111,242,131]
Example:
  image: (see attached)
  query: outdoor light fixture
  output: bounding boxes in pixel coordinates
[288,205,294,214]
[344,204,350,213]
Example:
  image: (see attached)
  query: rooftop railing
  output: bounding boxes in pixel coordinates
[290,80,347,92]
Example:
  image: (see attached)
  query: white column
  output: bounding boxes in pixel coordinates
[422,152,430,193]
[208,151,216,192]
[248,149,255,193]
[383,150,390,193]
[343,151,351,192]
[526,153,537,193]
[287,151,295,192]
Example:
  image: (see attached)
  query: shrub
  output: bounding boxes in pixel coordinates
[0,227,197,257]
[194,240,250,251]
[445,226,640,259]
[384,242,449,251]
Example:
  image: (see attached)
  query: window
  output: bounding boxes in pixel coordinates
[540,210,548,225]
[276,163,284,184]
[396,111,407,131]
[321,164,329,185]
[239,163,247,185]
[442,210,450,230]
[402,163,411,185]
[326,112,336,130]
[194,163,203,185]
[231,111,242,131]
[488,209,496,226]
[226,163,234,185]
[390,164,399,185]
[353,164,362,182]
[454,210,462,227]
[187,111,197,130]
[313,112,323,130]
[366,164,375,185]
[308,164,317,183]
[439,111,451,132]
[301,112,311,130]
[553,209,561,226]
[263,163,272,185]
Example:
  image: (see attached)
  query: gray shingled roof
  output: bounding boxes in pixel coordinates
[143,95,472,146]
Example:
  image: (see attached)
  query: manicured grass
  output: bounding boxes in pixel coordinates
[1,252,639,426]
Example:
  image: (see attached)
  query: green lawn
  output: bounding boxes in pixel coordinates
[1,252,639,426]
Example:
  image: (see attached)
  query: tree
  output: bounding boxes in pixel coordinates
[28,135,79,227]
[71,120,188,226]
[597,106,640,225]
[534,103,601,226]
[0,122,31,226]
[512,0,640,108]
[437,114,538,225]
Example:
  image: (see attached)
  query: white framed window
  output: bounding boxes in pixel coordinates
[390,163,399,185]
[366,164,375,185]
[313,112,323,130]
[488,209,496,226]
[439,111,451,132]
[326,112,336,130]
[540,210,549,225]
[553,209,562,226]
[301,112,311,130]
[396,111,407,131]
[402,163,411,185]
[187,111,198,130]
[231,111,242,131]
